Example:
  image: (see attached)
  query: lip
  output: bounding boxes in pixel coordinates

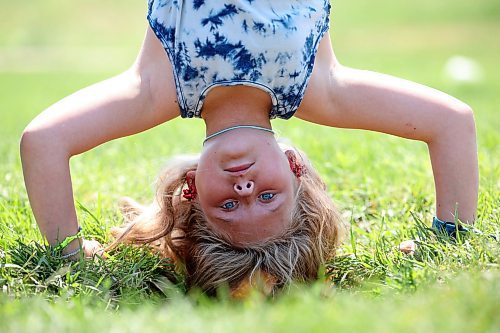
[224,162,254,173]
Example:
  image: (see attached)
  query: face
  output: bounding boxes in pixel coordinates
[193,131,298,247]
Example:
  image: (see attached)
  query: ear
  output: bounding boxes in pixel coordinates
[186,170,196,182]
[183,170,197,201]
[285,150,306,178]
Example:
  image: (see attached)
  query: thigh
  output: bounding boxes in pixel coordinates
[297,42,471,142]
[26,27,179,155]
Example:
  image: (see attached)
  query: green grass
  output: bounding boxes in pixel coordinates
[0,0,499,332]
[1,271,499,333]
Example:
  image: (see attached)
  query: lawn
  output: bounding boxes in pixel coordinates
[0,0,499,332]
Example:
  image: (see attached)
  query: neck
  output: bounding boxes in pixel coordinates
[203,108,272,138]
[201,87,273,136]
[203,125,275,144]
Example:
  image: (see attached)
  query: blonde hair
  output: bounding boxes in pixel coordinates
[109,151,344,296]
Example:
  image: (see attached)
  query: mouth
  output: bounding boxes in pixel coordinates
[224,162,254,173]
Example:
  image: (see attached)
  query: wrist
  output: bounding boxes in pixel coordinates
[60,245,82,260]
[55,226,84,258]
[61,237,83,254]
[432,216,468,238]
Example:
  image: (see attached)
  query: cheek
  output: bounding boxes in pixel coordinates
[196,175,213,197]
[195,172,227,207]
[195,159,217,192]
[262,164,294,188]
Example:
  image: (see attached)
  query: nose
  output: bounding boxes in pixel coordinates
[233,180,254,196]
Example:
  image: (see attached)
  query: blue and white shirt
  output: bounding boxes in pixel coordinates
[147,0,331,119]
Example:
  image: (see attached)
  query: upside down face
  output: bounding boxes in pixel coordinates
[193,130,299,247]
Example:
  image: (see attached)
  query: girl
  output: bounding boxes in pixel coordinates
[110,150,342,296]
[20,1,478,295]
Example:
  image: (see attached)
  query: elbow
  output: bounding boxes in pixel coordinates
[20,123,44,163]
[20,121,68,164]
[429,102,476,145]
[452,102,476,138]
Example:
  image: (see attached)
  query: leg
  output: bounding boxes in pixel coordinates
[299,46,478,223]
[20,27,179,254]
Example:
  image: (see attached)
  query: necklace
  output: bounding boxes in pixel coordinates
[203,125,275,145]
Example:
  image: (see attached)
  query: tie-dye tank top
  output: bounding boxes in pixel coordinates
[147,0,331,119]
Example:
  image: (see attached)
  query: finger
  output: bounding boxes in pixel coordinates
[399,240,416,255]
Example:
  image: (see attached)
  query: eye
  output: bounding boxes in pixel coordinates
[221,200,238,210]
[259,193,275,201]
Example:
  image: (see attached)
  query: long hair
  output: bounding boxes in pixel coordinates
[108,151,344,296]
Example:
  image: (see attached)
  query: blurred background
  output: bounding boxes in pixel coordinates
[1,0,499,130]
[0,0,498,217]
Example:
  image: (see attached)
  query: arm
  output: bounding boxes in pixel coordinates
[297,37,478,224]
[20,27,180,256]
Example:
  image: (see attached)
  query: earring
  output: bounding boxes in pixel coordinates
[183,175,197,201]
[285,150,306,178]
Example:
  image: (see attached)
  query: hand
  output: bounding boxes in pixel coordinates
[82,239,105,258]
[399,239,416,255]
